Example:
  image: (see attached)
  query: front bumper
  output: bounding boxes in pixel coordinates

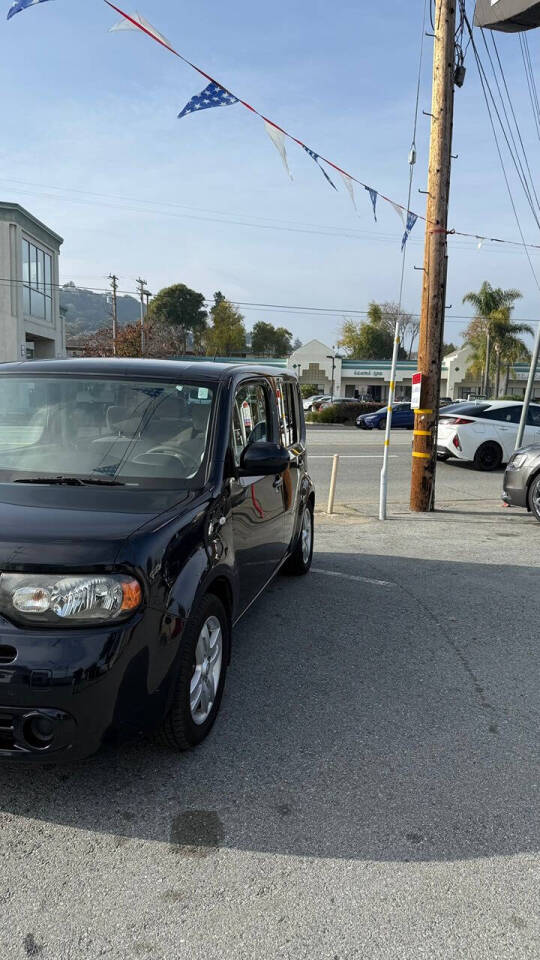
[356,420,374,429]
[0,607,178,762]
[502,467,528,508]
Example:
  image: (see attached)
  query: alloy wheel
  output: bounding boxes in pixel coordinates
[190,616,223,725]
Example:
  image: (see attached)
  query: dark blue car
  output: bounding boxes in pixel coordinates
[356,402,414,430]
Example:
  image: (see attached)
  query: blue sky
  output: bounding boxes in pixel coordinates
[2,0,540,347]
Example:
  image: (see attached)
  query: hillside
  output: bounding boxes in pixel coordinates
[61,282,140,338]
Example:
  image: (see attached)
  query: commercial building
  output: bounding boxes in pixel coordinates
[0,203,65,363]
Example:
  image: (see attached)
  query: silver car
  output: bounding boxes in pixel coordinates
[502,444,540,520]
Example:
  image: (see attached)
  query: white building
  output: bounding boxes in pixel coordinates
[287,339,540,401]
[0,203,64,363]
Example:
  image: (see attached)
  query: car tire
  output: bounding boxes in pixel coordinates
[527,474,540,521]
[159,594,229,751]
[377,419,386,431]
[282,502,314,576]
[437,451,450,461]
[473,441,503,472]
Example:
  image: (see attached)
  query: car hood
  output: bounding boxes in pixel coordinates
[0,484,192,568]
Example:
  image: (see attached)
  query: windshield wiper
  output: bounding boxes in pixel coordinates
[14,476,126,487]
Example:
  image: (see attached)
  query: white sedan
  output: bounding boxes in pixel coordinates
[437,400,540,470]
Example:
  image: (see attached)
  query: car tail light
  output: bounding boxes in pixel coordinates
[441,417,474,425]
[452,434,462,451]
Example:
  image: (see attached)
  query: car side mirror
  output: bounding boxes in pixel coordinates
[238,441,290,477]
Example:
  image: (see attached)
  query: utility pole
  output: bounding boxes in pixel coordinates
[136,277,147,357]
[410,0,457,512]
[108,274,118,356]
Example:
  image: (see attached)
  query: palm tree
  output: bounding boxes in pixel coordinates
[489,309,533,397]
[462,282,522,395]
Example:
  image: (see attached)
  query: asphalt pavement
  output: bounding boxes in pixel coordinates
[1,450,540,960]
[307,424,505,513]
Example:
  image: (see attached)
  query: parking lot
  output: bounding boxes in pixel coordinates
[1,432,540,960]
[307,424,505,513]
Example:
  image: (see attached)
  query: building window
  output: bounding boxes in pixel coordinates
[22,238,53,323]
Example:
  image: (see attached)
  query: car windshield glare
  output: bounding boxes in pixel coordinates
[0,375,215,488]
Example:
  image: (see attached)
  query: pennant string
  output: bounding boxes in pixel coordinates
[101,1,540,251]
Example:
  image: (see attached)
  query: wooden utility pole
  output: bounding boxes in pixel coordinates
[108,273,118,356]
[410,0,457,512]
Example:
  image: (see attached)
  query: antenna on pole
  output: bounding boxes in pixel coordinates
[108,274,118,356]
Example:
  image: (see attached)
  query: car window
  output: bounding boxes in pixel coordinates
[231,381,272,466]
[527,405,540,426]
[479,405,521,423]
[276,380,298,448]
[440,403,490,418]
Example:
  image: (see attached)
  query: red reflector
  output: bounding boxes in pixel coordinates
[452,434,461,450]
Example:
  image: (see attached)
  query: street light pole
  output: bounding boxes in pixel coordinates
[136,277,147,356]
[327,353,337,399]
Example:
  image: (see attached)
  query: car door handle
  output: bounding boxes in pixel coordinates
[273,475,283,489]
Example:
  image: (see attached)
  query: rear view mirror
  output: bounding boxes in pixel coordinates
[238,441,290,477]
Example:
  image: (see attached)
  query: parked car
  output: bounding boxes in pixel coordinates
[437,400,540,470]
[0,359,315,762]
[318,397,361,410]
[356,402,414,430]
[302,394,325,412]
[502,444,540,519]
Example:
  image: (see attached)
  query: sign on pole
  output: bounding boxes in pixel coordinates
[411,372,423,410]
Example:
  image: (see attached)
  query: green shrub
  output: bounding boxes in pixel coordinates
[308,401,381,424]
[300,383,321,399]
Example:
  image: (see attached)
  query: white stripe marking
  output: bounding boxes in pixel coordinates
[312,567,394,587]
[309,455,399,459]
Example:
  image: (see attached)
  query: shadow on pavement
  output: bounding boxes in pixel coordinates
[1,551,539,863]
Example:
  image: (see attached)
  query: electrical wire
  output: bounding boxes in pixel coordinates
[466,17,540,301]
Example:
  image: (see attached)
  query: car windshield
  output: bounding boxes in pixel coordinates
[0,375,215,488]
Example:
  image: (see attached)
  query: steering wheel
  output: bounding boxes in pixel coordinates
[132,445,200,473]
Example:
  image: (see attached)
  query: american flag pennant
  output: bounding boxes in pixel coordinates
[178,82,238,119]
[401,211,418,251]
[303,146,337,190]
[264,121,293,180]
[365,186,378,222]
[7,0,52,19]
[340,172,357,211]
[107,7,175,50]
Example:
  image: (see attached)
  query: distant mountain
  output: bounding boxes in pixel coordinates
[61,282,140,338]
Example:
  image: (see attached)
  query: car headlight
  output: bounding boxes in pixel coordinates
[507,454,527,470]
[0,573,142,626]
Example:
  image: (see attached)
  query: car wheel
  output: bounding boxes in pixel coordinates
[473,441,503,471]
[283,502,314,576]
[377,419,386,431]
[437,451,450,461]
[159,594,229,751]
[527,474,540,522]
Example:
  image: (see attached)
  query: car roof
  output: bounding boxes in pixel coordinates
[0,357,296,384]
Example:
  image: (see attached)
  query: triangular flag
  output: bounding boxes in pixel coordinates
[303,146,337,190]
[7,0,53,19]
[390,201,405,226]
[178,82,238,120]
[340,172,357,211]
[401,212,418,251]
[365,186,378,222]
[264,121,293,180]
[109,10,173,50]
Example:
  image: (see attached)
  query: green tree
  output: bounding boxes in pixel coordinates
[367,301,418,358]
[442,342,457,357]
[205,300,247,356]
[462,281,522,394]
[147,283,207,354]
[251,321,293,357]
[338,314,407,360]
[490,309,533,397]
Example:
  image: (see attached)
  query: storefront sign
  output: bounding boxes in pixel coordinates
[350,369,385,378]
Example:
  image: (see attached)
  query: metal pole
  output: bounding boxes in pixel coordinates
[515,323,540,449]
[136,277,146,357]
[108,273,118,356]
[379,329,401,520]
[327,454,340,515]
[410,0,457,512]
